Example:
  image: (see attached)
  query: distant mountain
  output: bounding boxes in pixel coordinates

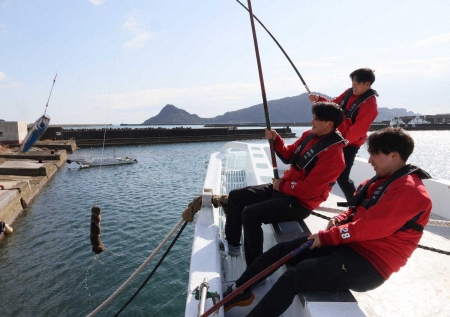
[142,93,418,124]
[143,104,205,124]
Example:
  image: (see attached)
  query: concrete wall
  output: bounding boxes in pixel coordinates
[0,121,28,144]
[42,127,293,140]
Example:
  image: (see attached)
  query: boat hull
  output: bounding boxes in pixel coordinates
[20,115,51,152]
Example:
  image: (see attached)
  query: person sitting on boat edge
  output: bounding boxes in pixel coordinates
[309,68,378,203]
[223,127,432,316]
[224,101,346,267]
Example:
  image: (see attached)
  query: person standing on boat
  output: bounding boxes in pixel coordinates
[224,102,346,267]
[223,127,432,316]
[309,68,378,202]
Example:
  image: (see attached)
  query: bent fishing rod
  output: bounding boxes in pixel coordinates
[235,0,311,95]
[246,0,279,179]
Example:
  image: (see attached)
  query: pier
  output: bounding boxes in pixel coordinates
[0,147,68,239]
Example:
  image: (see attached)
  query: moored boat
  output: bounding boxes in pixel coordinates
[66,156,137,169]
[185,141,450,317]
[408,116,431,126]
[389,117,407,127]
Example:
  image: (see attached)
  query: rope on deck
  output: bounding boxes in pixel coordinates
[317,206,450,227]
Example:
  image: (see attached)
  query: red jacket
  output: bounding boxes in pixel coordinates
[319,88,378,148]
[319,173,432,279]
[274,130,345,210]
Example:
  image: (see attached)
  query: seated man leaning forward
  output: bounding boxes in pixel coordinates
[223,127,432,316]
[224,101,346,267]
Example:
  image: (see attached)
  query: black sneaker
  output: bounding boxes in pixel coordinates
[223,284,255,312]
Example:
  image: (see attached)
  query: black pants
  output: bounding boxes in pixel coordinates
[337,145,360,202]
[235,236,385,317]
[225,184,311,266]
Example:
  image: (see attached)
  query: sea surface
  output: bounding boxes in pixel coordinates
[0,128,449,317]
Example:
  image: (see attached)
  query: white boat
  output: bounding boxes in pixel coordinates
[66,156,137,169]
[185,141,450,317]
[389,117,407,127]
[408,116,431,126]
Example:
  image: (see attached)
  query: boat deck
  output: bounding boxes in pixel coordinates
[221,190,450,317]
[186,142,450,317]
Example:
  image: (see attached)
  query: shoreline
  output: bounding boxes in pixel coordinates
[0,146,68,240]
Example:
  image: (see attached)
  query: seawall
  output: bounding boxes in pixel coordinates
[41,127,296,148]
[0,148,67,240]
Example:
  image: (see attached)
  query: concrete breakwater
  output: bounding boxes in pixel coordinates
[0,148,67,240]
[369,123,450,131]
[41,126,296,148]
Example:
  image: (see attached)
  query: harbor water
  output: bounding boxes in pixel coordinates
[0,128,449,317]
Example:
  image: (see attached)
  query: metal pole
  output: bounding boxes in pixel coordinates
[246,0,279,179]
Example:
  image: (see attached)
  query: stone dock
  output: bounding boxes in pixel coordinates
[0,145,71,240]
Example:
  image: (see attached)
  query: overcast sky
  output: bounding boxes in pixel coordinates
[1,0,450,124]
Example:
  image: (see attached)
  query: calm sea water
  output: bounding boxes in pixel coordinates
[0,128,449,317]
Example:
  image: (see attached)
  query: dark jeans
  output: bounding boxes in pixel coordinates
[225,184,311,266]
[337,145,360,202]
[236,236,385,317]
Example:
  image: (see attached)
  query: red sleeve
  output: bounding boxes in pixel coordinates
[317,89,348,104]
[340,96,378,146]
[273,130,310,161]
[319,175,432,246]
[278,141,345,201]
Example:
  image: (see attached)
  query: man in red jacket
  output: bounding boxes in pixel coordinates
[224,127,432,316]
[309,68,378,202]
[224,102,345,267]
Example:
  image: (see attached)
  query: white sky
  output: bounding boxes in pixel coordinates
[1,0,450,124]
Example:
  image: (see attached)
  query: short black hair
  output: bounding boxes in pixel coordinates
[367,127,414,161]
[350,68,375,85]
[312,102,344,129]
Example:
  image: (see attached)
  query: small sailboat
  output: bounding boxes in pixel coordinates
[66,156,137,169]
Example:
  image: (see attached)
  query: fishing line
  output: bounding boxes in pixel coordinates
[234,0,311,95]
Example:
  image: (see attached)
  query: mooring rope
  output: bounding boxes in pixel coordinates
[86,217,185,317]
[113,221,189,316]
[316,206,450,227]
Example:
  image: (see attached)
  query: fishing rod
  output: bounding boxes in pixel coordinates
[235,0,311,95]
[246,0,279,179]
[199,239,314,317]
[44,73,57,116]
